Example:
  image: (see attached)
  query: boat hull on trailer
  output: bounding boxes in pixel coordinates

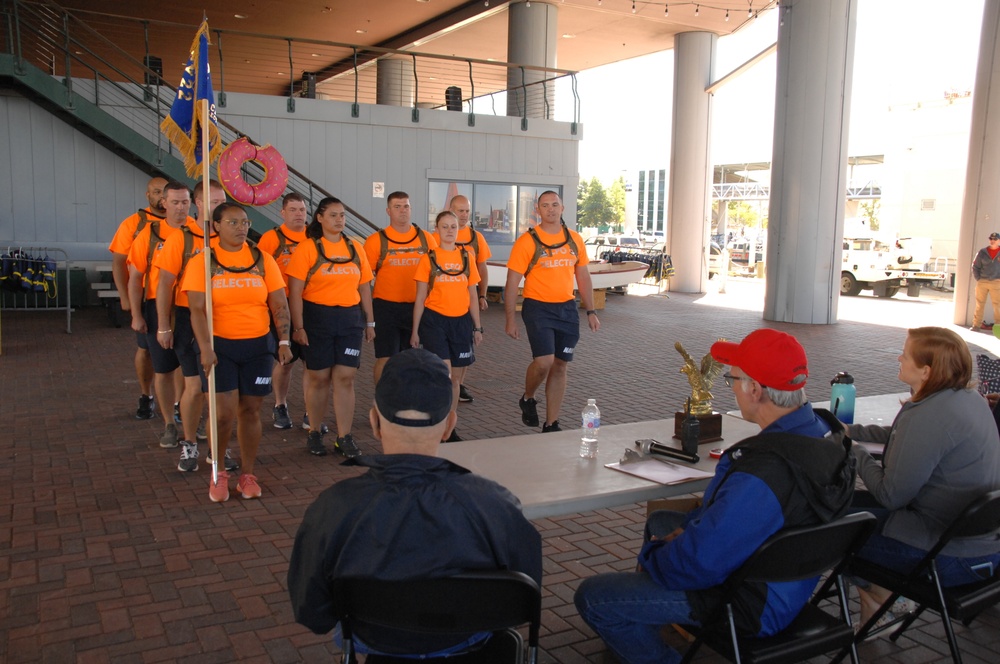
[486,260,649,291]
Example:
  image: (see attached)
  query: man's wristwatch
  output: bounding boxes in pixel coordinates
[367,322,376,328]
[586,310,597,316]
[473,327,484,333]
[279,340,291,347]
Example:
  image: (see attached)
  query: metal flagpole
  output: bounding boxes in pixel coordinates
[200,97,219,485]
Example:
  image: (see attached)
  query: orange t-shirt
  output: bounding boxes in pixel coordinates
[108,208,165,255]
[414,247,480,318]
[285,236,373,307]
[152,221,219,308]
[506,225,589,303]
[432,227,492,263]
[257,224,308,284]
[181,245,286,339]
[364,226,438,303]
[127,218,191,299]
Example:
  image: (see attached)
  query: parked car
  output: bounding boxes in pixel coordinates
[584,234,643,261]
[641,230,665,245]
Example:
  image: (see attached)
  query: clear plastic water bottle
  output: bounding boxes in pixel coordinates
[580,399,600,459]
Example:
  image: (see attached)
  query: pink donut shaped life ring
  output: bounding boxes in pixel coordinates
[218,137,289,206]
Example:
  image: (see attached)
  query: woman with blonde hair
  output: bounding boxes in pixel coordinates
[848,326,1000,623]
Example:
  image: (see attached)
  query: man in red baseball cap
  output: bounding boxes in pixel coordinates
[575,329,855,664]
[709,328,812,429]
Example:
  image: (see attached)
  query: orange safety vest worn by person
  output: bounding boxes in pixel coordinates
[154,220,220,308]
[109,206,166,257]
[127,218,189,301]
[506,223,589,302]
[286,235,373,307]
[364,226,437,303]
[182,245,286,339]
[258,224,308,290]
[413,247,480,318]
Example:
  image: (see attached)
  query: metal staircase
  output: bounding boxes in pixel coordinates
[0,0,379,239]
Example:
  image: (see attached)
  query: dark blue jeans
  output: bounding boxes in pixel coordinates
[574,511,696,664]
[854,507,1000,587]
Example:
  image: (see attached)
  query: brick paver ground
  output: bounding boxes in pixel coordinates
[2,277,1000,662]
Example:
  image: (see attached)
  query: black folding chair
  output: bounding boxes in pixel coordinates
[679,512,877,664]
[846,490,1000,664]
[332,570,541,664]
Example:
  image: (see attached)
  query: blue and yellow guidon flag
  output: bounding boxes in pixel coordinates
[160,20,222,177]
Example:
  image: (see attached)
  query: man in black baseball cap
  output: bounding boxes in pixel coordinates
[288,348,541,658]
[971,232,1000,331]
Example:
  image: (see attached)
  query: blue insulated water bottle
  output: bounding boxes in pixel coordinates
[830,372,856,424]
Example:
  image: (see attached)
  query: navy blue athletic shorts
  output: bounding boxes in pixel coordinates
[143,299,180,374]
[372,298,414,359]
[419,308,475,368]
[173,306,201,378]
[136,330,149,350]
[301,301,364,370]
[521,298,579,362]
[200,333,275,396]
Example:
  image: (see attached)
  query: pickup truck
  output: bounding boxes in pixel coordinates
[840,236,948,298]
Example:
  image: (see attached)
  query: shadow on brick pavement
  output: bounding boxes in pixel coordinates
[2,278,999,662]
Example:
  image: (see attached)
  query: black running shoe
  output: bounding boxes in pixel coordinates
[272,404,292,429]
[445,429,463,443]
[335,433,361,459]
[542,420,562,433]
[135,394,155,420]
[519,396,539,427]
[307,431,328,456]
[459,385,474,403]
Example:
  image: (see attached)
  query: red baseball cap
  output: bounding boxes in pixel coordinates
[710,329,808,391]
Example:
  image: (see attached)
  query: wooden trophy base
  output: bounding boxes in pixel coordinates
[672,411,724,444]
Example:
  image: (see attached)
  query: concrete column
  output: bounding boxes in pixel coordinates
[666,32,716,293]
[763,0,857,324]
[376,56,415,107]
[955,1,1000,326]
[506,1,557,119]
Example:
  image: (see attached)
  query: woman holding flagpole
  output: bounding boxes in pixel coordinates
[184,202,292,502]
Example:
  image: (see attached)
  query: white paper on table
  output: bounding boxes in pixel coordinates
[606,459,714,485]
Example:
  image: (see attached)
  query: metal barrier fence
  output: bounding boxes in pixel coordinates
[0,246,72,334]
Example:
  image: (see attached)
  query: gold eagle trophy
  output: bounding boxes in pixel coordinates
[673,341,725,443]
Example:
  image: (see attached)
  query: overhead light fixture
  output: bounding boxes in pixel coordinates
[234,13,248,19]
[562,33,576,39]
[725,9,729,21]
[311,53,321,57]
[356,29,367,34]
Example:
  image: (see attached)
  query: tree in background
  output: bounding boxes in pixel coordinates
[860,199,881,231]
[608,176,626,232]
[577,175,611,229]
[727,201,762,233]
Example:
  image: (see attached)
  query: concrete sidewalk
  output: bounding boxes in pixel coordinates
[2,279,999,663]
